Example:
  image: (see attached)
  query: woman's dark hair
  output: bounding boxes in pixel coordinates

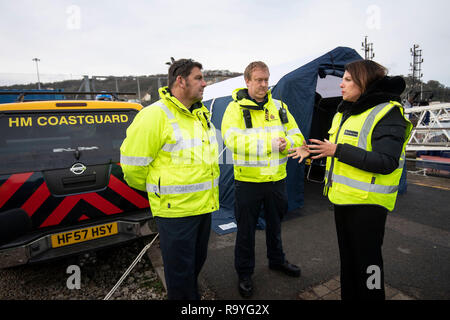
[345,60,387,93]
[168,59,203,89]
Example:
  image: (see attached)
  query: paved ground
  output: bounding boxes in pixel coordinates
[297,275,414,300]
[198,172,450,300]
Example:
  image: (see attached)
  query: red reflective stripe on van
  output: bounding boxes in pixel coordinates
[40,195,81,227]
[21,182,51,217]
[0,172,33,208]
[81,193,123,215]
[40,193,123,227]
[78,214,89,221]
[108,175,149,209]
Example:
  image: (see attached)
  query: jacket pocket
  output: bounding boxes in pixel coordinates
[335,181,369,200]
[340,129,359,146]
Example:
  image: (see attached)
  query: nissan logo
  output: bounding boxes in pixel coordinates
[70,163,87,175]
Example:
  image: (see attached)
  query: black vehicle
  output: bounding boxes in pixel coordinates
[0,97,153,268]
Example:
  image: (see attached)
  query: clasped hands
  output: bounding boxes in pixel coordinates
[271,137,287,153]
[287,138,337,163]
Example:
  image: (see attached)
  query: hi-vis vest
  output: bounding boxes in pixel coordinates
[120,87,220,218]
[325,101,413,211]
[221,88,304,182]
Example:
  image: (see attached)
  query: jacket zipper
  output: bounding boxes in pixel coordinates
[167,96,216,209]
[155,177,161,198]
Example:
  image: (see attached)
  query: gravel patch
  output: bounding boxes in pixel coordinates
[0,238,164,300]
[0,236,216,300]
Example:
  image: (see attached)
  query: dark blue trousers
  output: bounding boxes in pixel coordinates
[234,179,287,278]
[155,213,211,300]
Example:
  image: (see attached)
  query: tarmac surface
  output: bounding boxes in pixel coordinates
[199,172,450,300]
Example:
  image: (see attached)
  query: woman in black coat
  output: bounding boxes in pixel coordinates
[289,60,412,300]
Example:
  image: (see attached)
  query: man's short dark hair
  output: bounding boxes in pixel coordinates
[168,59,203,89]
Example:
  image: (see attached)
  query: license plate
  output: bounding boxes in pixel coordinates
[51,222,118,248]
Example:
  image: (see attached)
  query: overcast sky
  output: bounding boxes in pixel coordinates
[1,0,449,86]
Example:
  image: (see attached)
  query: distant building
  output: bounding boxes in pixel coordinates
[144,70,241,104]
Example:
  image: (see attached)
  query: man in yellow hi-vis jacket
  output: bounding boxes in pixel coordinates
[221,61,309,298]
[120,59,219,300]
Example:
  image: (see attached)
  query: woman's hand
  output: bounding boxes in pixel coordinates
[307,138,337,159]
[287,140,310,163]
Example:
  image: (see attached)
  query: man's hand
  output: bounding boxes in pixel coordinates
[279,137,287,152]
[287,140,310,163]
[272,137,287,153]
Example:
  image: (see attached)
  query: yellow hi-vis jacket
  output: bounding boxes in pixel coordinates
[325,101,413,211]
[221,88,305,182]
[120,87,220,218]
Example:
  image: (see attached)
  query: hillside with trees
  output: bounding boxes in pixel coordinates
[1,73,448,105]
[0,70,241,106]
[402,76,450,104]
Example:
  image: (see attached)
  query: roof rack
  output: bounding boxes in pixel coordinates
[0,91,136,102]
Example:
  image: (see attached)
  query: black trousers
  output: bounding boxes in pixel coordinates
[234,179,287,278]
[334,204,387,300]
[155,213,211,300]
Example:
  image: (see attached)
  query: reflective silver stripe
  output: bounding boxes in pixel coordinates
[120,154,153,166]
[332,173,398,194]
[162,138,203,152]
[233,157,287,167]
[154,100,183,141]
[154,101,184,147]
[358,102,390,149]
[266,126,285,132]
[147,184,159,194]
[224,128,261,142]
[209,134,218,145]
[233,159,269,167]
[273,99,282,110]
[272,99,289,135]
[170,122,184,141]
[257,139,265,157]
[224,126,284,141]
[147,178,219,195]
[154,100,205,152]
[153,101,175,119]
[270,157,288,166]
[398,152,406,169]
[287,128,301,136]
[286,135,294,147]
[160,181,211,194]
[398,158,405,169]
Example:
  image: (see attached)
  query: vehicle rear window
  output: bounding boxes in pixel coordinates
[0,110,137,174]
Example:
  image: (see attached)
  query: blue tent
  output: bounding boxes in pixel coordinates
[203,47,381,234]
